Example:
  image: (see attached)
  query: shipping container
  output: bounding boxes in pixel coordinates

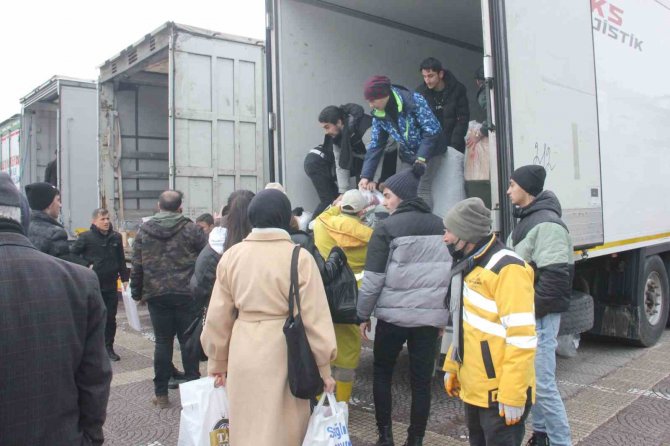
[0,114,20,188]
[20,76,98,234]
[98,22,266,230]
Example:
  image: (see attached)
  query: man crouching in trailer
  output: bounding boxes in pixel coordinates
[442,198,536,446]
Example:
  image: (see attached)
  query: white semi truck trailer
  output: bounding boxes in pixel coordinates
[265,0,670,346]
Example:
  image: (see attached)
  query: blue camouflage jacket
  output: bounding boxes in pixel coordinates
[361,85,442,179]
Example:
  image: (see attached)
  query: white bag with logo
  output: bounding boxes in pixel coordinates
[178,377,230,446]
[121,285,141,332]
[302,393,351,446]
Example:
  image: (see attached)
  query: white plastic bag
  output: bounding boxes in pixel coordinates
[121,285,141,332]
[464,121,490,181]
[302,393,351,446]
[178,377,230,446]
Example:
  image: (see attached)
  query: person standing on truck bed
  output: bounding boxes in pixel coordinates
[358,75,443,210]
[442,197,536,446]
[416,57,469,154]
[130,190,208,409]
[506,165,573,446]
[318,104,398,200]
[357,168,451,446]
[24,181,86,265]
[71,208,130,362]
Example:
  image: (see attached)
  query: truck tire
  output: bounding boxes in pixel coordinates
[635,255,669,347]
[558,291,594,336]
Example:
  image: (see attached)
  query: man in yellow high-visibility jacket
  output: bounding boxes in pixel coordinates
[442,198,536,446]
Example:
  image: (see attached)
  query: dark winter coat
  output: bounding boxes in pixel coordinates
[357,198,452,327]
[361,85,442,179]
[190,244,222,309]
[416,70,470,153]
[507,190,574,318]
[0,231,112,445]
[27,211,87,265]
[71,224,130,291]
[130,213,208,301]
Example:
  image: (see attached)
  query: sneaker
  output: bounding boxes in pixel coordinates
[526,432,550,446]
[106,346,120,362]
[152,395,170,409]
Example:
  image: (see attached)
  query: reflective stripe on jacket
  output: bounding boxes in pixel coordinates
[443,236,537,408]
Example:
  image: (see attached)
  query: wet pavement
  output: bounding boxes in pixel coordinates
[105,300,670,445]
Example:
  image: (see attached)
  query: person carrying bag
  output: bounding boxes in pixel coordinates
[302,393,352,446]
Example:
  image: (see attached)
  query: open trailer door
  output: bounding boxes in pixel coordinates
[495,0,604,248]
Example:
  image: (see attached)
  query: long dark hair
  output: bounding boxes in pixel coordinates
[223,190,255,252]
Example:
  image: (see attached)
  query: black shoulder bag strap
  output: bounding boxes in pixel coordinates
[288,244,302,319]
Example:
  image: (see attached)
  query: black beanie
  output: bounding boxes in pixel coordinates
[511,165,546,197]
[382,164,423,200]
[25,182,60,211]
[247,189,293,231]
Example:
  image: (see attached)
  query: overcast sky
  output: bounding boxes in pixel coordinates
[0,0,265,120]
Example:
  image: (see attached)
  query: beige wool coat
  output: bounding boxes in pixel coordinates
[201,229,337,446]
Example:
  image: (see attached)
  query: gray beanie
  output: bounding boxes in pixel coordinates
[0,172,30,230]
[443,197,492,243]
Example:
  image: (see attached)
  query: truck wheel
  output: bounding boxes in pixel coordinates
[636,255,669,347]
[557,291,594,336]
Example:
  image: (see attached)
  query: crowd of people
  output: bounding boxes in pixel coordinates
[0,57,575,446]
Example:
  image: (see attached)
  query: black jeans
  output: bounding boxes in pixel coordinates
[100,288,119,347]
[465,402,531,446]
[373,319,439,438]
[148,294,201,395]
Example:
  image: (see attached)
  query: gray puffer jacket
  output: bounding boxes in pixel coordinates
[357,198,452,328]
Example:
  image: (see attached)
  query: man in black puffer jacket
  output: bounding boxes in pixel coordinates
[25,182,86,265]
[416,57,470,153]
[71,208,130,361]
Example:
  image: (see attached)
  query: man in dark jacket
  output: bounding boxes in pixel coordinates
[0,173,112,446]
[357,167,451,446]
[318,104,398,198]
[24,181,86,265]
[416,57,469,153]
[358,75,442,210]
[506,165,573,446]
[304,144,340,218]
[131,190,208,408]
[72,208,130,361]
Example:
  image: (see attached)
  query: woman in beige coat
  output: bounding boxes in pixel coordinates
[201,189,337,446]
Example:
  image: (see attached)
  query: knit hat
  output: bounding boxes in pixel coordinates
[340,189,367,214]
[0,173,30,230]
[247,189,293,231]
[443,197,492,243]
[25,182,59,211]
[364,75,391,101]
[0,172,20,208]
[511,165,546,197]
[382,164,423,200]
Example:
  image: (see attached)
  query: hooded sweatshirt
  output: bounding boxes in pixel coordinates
[130,212,208,301]
[313,206,373,285]
[507,190,573,317]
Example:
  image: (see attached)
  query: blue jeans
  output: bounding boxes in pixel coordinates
[531,313,572,445]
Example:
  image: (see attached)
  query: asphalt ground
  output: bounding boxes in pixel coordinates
[104,300,670,445]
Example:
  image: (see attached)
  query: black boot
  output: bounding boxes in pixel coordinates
[403,434,424,446]
[376,425,394,446]
[106,345,120,362]
[526,432,550,446]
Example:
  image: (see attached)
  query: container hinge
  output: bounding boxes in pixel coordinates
[266,11,273,31]
[268,112,277,131]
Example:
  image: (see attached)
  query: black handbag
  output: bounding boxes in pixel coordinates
[283,245,323,399]
[184,309,207,362]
